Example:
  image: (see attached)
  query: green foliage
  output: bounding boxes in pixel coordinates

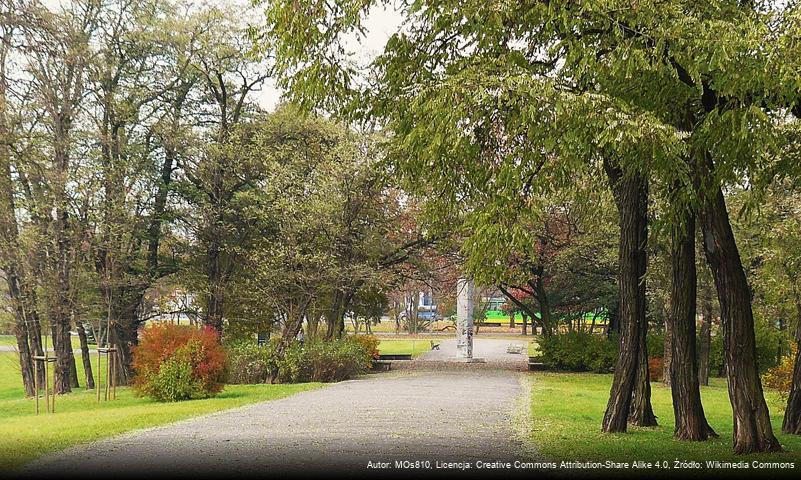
[221,106,413,338]
[537,332,618,373]
[226,336,373,384]
[709,321,787,376]
[275,337,372,383]
[225,340,271,385]
[148,351,201,402]
[647,332,665,360]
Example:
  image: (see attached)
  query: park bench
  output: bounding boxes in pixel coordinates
[528,356,545,371]
[506,344,524,354]
[430,340,441,350]
[378,353,412,361]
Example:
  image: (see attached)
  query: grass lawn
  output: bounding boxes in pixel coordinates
[526,372,801,467]
[0,352,323,471]
[376,338,438,357]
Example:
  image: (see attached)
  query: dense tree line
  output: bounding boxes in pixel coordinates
[0,0,427,394]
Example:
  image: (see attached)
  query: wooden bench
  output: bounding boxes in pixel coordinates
[506,344,524,354]
[378,353,412,361]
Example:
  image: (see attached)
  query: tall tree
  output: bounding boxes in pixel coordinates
[668,205,716,440]
[602,160,656,430]
[178,4,269,335]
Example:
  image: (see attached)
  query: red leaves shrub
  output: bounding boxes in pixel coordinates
[132,323,226,401]
[648,357,663,381]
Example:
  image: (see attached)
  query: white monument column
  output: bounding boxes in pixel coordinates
[456,277,474,359]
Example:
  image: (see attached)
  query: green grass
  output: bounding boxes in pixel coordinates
[376,338,437,357]
[0,352,323,471]
[526,372,801,467]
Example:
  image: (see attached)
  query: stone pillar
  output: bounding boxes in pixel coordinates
[456,277,474,358]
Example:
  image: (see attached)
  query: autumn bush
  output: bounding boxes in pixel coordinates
[648,357,664,381]
[350,334,380,361]
[763,344,797,401]
[132,323,226,401]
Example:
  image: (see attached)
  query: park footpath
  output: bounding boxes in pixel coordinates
[17,339,543,478]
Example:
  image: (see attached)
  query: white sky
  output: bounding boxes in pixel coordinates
[39,0,404,111]
[257,3,403,111]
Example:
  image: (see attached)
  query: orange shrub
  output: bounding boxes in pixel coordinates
[350,334,380,361]
[763,344,797,400]
[132,323,226,401]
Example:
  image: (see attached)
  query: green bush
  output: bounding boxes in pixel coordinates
[538,332,618,373]
[709,321,787,375]
[225,340,271,384]
[647,332,665,359]
[150,352,201,401]
[275,341,308,383]
[276,337,371,383]
[225,336,373,384]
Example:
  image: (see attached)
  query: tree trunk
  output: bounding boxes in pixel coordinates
[68,341,79,389]
[522,313,528,336]
[697,156,781,453]
[663,305,673,386]
[534,271,554,337]
[205,240,225,334]
[11,282,36,397]
[629,324,658,426]
[602,163,656,432]
[669,212,717,440]
[782,300,801,435]
[783,343,801,435]
[108,300,141,386]
[76,320,94,389]
[51,311,73,394]
[268,299,310,383]
[607,300,620,338]
[307,314,320,340]
[698,271,714,387]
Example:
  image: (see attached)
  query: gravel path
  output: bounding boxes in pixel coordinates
[404,338,529,371]
[17,363,533,477]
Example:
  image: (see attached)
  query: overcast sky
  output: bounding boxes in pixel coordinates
[39,0,404,111]
[258,3,403,110]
